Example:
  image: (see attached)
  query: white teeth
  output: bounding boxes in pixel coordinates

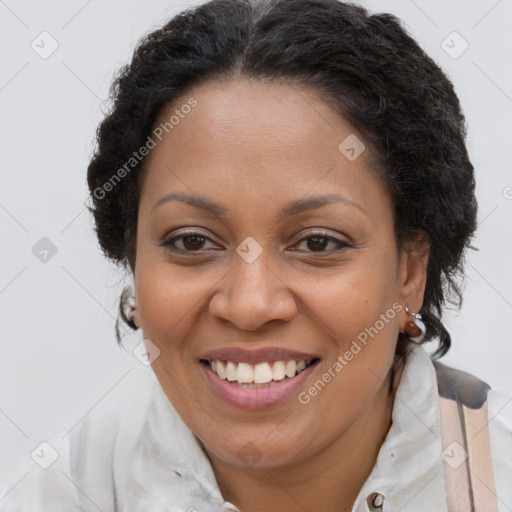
[254,362,273,384]
[236,362,253,383]
[226,361,237,381]
[208,358,314,384]
[216,361,226,379]
[271,361,286,381]
[285,360,297,378]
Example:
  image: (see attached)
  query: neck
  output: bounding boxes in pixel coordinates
[209,358,405,512]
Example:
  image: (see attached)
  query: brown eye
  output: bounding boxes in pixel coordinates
[181,234,207,251]
[291,232,351,253]
[305,235,330,252]
[160,232,218,253]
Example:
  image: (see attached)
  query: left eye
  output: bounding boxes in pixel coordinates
[292,234,349,253]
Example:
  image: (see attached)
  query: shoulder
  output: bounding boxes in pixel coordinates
[431,357,512,511]
[0,432,79,511]
[431,358,512,436]
[0,365,158,511]
[487,387,512,511]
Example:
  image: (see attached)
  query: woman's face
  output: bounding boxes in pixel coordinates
[132,79,427,470]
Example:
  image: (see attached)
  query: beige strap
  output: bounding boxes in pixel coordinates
[464,402,499,512]
[439,394,499,511]
[439,396,473,511]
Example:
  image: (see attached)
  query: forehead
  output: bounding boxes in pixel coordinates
[139,79,390,220]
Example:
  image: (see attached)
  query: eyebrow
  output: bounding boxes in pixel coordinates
[151,192,366,217]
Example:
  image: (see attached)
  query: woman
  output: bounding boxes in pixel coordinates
[1,0,510,510]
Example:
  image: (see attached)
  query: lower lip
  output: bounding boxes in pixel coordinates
[201,361,319,410]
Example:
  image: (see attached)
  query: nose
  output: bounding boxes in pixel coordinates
[208,252,297,331]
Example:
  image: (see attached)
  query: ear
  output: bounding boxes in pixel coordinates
[397,230,429,315]
[131,303,141,329]
[129,293,141,329]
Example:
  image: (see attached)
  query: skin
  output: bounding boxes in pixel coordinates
[131,78,429,512]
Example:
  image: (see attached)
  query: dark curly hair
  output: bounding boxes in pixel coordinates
[86,0,477,360]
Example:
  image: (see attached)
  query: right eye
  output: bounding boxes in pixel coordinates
[160,231,220,253]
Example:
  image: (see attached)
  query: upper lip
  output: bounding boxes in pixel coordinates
[199,347,320,364]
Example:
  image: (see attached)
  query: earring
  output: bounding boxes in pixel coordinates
[121,285,137,328]
[404,306,426,342]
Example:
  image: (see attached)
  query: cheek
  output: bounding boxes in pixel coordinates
[134,259,215,338]
[304,255,399,342]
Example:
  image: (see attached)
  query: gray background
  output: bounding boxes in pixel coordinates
[1,0,511,467]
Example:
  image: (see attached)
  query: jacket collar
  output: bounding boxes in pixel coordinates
[351,343,448,511]
[122,375,235,512]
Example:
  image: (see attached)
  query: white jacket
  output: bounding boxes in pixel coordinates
[0,343,510,511]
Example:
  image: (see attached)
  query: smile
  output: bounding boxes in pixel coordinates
[199,353,321,410]
[201,358,317,387]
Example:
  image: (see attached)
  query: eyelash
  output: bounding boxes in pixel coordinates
[159,230,351,255]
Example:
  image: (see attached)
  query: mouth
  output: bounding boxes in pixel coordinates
[199,353,321,410]
[199,358,320,387]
